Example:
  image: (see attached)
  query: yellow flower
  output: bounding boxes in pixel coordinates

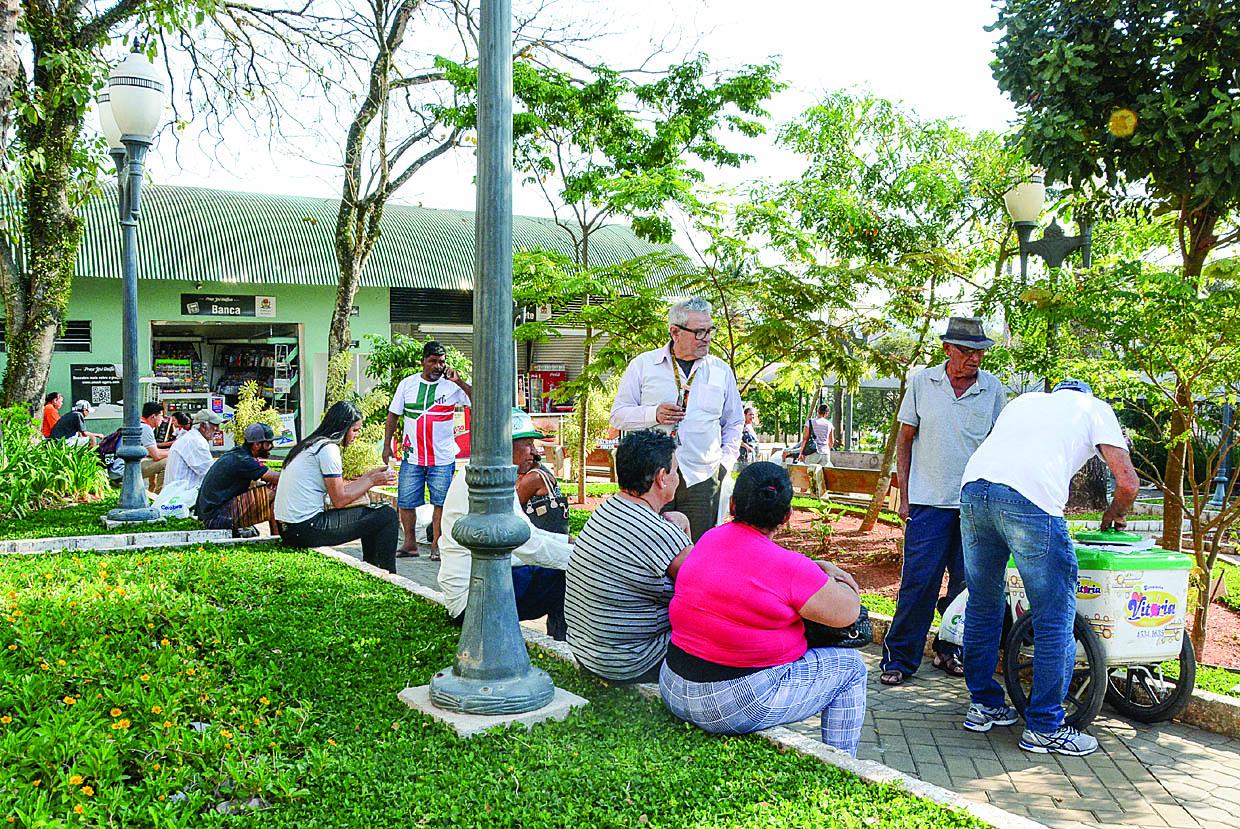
[69,774,84,785]
[158,795,166,801]
[1108,107,1138,138]
[39,663,49,671]
[110,708,122,717]
[259,696,269,705]
[81,785,94,796]
[140,674,150,681]
[186,668,196,676]
[150,705,162,714]
[31,779,40,787]
[69,601,77,609]
[98,570,107,579]
[220,729,233,738]
[74,805,84,815]
[11,610,20,617]
[152,763,160,771]
[6,644,15,651]
[327,738,337,746]
[160,638,170,646]
[115,719,130,729]
[63,696,76,705]
[57,659,66,666]
[0,716,9,724]
[115,588,126,597]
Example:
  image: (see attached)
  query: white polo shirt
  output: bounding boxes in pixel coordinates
[962,391,1127,517]
[609,346,744,487]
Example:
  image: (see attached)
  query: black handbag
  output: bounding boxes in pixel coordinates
[803,606,873,649]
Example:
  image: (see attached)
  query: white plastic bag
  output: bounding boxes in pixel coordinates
[153,480,198,520]
[938,589,969,646]
[716,468,736,526]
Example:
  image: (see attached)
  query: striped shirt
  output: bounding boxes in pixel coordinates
[565,495,691,681]
[388,375,469,467]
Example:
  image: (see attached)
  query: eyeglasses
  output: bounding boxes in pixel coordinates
[673,323,716,341]
[949,344,987,358]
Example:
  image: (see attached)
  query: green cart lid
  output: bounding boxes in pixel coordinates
[1074,529,1145,545]
[1006,544,1194,571]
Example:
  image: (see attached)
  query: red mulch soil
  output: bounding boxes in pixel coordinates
[568,495,1240,668]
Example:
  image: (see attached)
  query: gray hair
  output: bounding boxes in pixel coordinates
[668,297,713,327]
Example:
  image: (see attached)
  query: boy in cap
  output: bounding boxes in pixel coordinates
[164,409,223,490]
[196,422,281,538]
[382,340,472,560]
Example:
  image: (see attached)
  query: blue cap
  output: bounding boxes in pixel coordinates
[1052,378,1093,395]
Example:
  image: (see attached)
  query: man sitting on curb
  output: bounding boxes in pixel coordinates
[437,408,571,640]
[164,409,223,491]
[958,378,1138,757]
[196,423,281,538]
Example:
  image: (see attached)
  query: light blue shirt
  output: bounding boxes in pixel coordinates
[898,363,1006,508]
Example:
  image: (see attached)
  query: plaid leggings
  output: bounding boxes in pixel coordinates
[659,647,868,756]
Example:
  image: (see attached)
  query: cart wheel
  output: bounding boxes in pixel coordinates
[1104,633,1196,724]
[1003,610,1107,730]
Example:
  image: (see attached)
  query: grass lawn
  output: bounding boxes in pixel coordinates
[1,493,202,541]
[0,543,985,828]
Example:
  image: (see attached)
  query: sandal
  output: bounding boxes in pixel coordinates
[429,549,441,562]
[933,652,966,678]
[879,670,906,686]
[395,549,420,559]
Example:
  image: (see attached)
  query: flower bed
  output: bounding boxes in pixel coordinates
[0,493,202,541]
[0,543,985,827]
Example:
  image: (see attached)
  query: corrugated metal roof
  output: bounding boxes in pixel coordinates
[74,184,682,289]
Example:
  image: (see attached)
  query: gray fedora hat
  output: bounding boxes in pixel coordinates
[940,316,995,350]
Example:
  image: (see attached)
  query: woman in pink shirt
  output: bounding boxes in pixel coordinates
[660,462,867,755]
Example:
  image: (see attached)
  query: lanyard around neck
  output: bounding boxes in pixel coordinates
[669,346,701,395]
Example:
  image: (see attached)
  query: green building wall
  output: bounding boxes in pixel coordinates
[1,278,392,434]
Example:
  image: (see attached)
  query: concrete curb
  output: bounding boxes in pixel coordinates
[1,529,234,554]
[866,607,1240,740]
[311,546,1044,829]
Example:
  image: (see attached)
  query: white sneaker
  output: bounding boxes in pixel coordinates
[963,703,1019,732]
[1019,726,1099,756]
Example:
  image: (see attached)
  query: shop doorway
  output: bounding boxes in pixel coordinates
[150,321,303,449]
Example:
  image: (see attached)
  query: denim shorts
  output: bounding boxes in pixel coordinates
[397,462,456,508]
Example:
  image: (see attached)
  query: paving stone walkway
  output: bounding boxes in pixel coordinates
[336,541,1240,829]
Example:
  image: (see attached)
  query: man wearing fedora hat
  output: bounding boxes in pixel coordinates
[880,316,1006,687]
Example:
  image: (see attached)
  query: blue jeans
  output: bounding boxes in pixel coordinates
[397,462,455,509]
[880,505,965,675]
[960,480,1077,733]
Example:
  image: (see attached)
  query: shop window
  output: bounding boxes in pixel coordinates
[0,320,92,352]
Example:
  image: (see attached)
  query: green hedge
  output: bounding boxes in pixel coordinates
[0,544,984,827]
[0,493,201,541]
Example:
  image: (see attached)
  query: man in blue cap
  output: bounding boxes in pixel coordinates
[956,378,1139,757]
[437,408,571,640]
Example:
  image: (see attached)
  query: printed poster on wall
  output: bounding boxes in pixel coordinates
[70,364,123,409]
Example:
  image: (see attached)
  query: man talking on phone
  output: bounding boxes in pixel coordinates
[384,340,472,560]
[610,297,743,541]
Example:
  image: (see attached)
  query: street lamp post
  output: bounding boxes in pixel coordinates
[100,51,165,524]
[428,0,555,715]
[1003,176,1093,392]
[1209,402,1234,509]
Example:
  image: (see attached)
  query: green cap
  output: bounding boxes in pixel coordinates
[511,407,546,440]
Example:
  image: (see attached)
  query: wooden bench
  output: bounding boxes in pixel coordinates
[787,464,899,510]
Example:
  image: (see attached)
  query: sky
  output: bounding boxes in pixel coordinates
[144,0,1018,219]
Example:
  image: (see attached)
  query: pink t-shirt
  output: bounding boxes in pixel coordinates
[669,521,830,667]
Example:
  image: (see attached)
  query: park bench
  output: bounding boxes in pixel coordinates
[787,463,899,511]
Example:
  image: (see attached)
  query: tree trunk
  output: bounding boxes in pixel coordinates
[0,0,21,154]
[1163,206,1219,550]
[0,32,83,411]
[575,325,593,505]
[328,255,361,364]
[860,377,906,532]
[1066,457,1109,511]
[1190,572,1209,657]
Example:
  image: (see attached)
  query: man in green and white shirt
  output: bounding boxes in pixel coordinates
[383,341,472,559]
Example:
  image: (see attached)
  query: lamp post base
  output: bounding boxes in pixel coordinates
[104,506,163,524]
[428,664,556,715]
